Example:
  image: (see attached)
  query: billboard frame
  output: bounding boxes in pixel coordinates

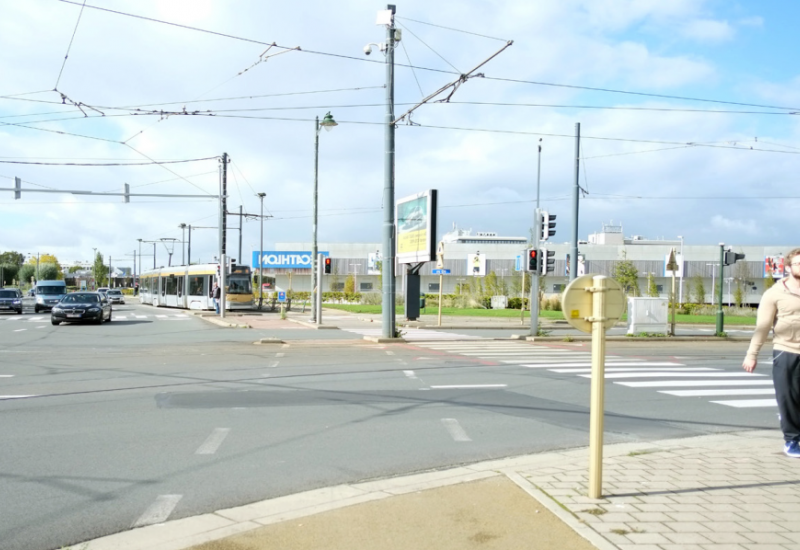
[395,189,437,264]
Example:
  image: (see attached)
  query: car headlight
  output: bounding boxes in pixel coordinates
[36,296,44,303]
[52,307,63,313]
[12,300,21,304]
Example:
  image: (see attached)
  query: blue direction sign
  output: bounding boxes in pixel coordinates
[515,254,522,271]
[277,291,287,302]
[431,269,450,275]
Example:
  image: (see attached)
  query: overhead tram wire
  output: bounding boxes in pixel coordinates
[54,0,88,89]
[56,0,800,114]
[396,21,462,73]
[0,157,218,166]
[394,16,510,42]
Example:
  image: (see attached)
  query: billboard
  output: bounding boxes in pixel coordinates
[252,251,328,269]
[765,256,785,278]
[467,253,486,276]
[396,189,437,264]
[367,251,382,275]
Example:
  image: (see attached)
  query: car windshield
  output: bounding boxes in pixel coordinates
[108,290,122,295]
[62,294,99,304]
[0,290,16,298]
[37,286,65,295]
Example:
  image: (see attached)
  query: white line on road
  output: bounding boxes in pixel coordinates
[267,361,280,368]
[156,315,167,318]
[711,398,777,408]
[441,418,471,442]
[549,367,718,374]
[0,375,13,377]
[0,395,35,399]
[660,388,775,397]
[132,494,183,528]
[617,380,774,388]
[13,329,26,332]
[517,362,685,368]
[195,428,231,455]
[275,352,285,358]
[404,370,417,379]
[430,384,507,389]
[386,351,395,355]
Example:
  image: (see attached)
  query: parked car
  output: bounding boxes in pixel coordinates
[51,292,112,325]
[0,288,23,314]
[97,287,109,296]
[106,289,125,304]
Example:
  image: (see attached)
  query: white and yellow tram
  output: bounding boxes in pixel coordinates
[139,263,253,310]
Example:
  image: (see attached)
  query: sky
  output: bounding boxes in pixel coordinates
[1,0,799,271]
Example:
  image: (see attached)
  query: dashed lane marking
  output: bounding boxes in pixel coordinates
[132,495,183,528]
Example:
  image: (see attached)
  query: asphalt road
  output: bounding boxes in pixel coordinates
[0,303,777,550]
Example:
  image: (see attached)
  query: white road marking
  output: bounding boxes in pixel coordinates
[0,395,35,400]
[617,380,774,388]
[134,315,147,319]
[0,375,13,378]
[430,384,507,389]
[711,398,778,408]
[13,329,26,332]
[518,362,685,368]
[386,351,395,355]
[441,418,471,442]
[28,317,44,321]
[195,428,231,455]
[404,370,417,379]
[36,326,45,329]
[660,388,775,397]
[275,352,285,358]
[132,494,183,527]
[267,361,280,368]
[549,367,718,374]
[585,372,765,379]
[116,316,128,319]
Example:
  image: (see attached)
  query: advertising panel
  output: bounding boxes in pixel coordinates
[367,252,382,275]
[765,256,785,278]
[252,251,329,269]
[467,253,486,277]
[395,189,437,264]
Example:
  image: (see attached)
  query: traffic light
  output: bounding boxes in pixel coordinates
[324,257,332,274]
[724,250,745,266]
[540,211,556,241]
[540,249,555,275]
[526,248,538,272]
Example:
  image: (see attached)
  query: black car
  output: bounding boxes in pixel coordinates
[51,292,112,325]
[0,288,23,314]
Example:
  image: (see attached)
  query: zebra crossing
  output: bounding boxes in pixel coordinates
[340,327,480,341]
[412,340,777,409]
[2,313,190,323]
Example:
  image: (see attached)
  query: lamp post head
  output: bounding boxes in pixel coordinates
[320,112,338,132]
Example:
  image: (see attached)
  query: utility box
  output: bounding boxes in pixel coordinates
[491,296,508,309]
[627,297,668,335]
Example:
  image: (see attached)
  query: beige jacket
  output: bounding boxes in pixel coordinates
[746,278,800,360]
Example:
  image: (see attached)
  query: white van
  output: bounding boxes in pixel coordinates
[34,280,68,313]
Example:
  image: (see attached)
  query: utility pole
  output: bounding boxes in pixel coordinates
[220,153,228,258]
[257,193,266,310]
[238,205,243,264]
[570,122,580,281]
[187,226,191,265]
[381,4,397,339]
[716,243,725,335]
[530,140,542,337]
[179,223,187,265]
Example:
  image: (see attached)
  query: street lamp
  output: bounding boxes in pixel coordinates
[311,111,337,323]
[677,235,684,304]
[257,192,266,310]
[706,263,717,305]
[178,223,187,265]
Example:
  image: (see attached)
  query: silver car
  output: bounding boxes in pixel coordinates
[106,289,125,304]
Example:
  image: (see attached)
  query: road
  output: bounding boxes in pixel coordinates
[0,302,778,550]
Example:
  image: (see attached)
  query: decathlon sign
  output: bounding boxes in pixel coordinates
[251,251,329,269]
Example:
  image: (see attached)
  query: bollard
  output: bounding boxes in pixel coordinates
[588,275,607,499]
[280,304,286,320]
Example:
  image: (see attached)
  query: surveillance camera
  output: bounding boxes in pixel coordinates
[363,45,372,55]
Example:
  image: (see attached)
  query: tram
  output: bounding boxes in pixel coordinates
[139,263,253,310]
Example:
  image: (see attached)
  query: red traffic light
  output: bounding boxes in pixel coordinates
[529,250,537,258]
[324,257,332,274]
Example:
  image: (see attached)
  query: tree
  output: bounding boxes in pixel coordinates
[68,264,83,274]
[26,254,63,279]
[19,264,35,285]
[374,260,382,290]
[484,271,500,296]
[344,274,355,294]
[329,265,340,292]
[93,252,109,287]
[733,282,745,308]
[611,259,640,297]
[38,263,60,280]
[646,273,659,297]
[0,251,24,266]
[691,274,706,304]
[764,275,776,291]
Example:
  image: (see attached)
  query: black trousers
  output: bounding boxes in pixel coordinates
[772,350,800,442]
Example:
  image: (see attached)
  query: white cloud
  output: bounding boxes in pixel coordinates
[710,215,758,235]
[680,19,735,43]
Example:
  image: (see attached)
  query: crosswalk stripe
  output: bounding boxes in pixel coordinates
[710,398,777,408]
[518,362,685,368]
[549,367,718,373]
[660,388,775,397]
[617,380,774,387]
[585,372,765,379]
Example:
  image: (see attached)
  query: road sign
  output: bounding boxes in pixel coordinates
[432,269,450,275]
[277,291,287,302]
[666,248,678,272]
[515,255,522,271]
[562,274,625,333]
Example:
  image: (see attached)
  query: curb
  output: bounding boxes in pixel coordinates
[286,318,339,330]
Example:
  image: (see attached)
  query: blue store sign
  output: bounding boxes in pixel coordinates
[252,251,329,269]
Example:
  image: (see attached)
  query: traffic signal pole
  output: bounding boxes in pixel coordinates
[716,243,725,334]
[530,142,542,337]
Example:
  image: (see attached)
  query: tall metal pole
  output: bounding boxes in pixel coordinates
[221,153,228,257]
[258,193,265,310]
[570,122,580,281]
[133,249,136,290]
[153,243,156,269]
[311,116,320,322]
[678,235,684,304]
[179,223,186,265]
[187,226,192,265]
[220,253,227,319]
[381,4,397,339]
[316,253,323,324]
[530,141,542,336]
[716,243,725,334]
[238,205,243,264]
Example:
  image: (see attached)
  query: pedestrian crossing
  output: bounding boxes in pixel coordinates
[412,340,777,410]
[340,328,481,341]
[2,314,190,323]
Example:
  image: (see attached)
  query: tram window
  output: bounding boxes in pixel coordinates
[189,276,204,296]
[165,276,177,295]
[161,278,166,296]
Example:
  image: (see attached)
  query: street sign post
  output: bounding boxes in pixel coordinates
[666,248,678,336]
[431,269,450,275]
[277,291,287,303]
[562,274,625,499]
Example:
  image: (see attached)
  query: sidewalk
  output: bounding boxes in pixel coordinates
[84,429,800,550]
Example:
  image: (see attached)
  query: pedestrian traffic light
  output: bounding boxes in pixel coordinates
[540,211,556,241]
[324,257,332,274]
[723,250,745,266]
[526,248,538,272]
[540,249,555,275]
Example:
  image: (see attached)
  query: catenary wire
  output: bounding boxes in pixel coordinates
[54,0,88,89]
[395,16,509,42]
[396,21,461,73]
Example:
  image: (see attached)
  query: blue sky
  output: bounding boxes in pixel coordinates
[1,0,799,270]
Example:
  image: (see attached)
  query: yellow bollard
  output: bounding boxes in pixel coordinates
[588,275,607,499]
